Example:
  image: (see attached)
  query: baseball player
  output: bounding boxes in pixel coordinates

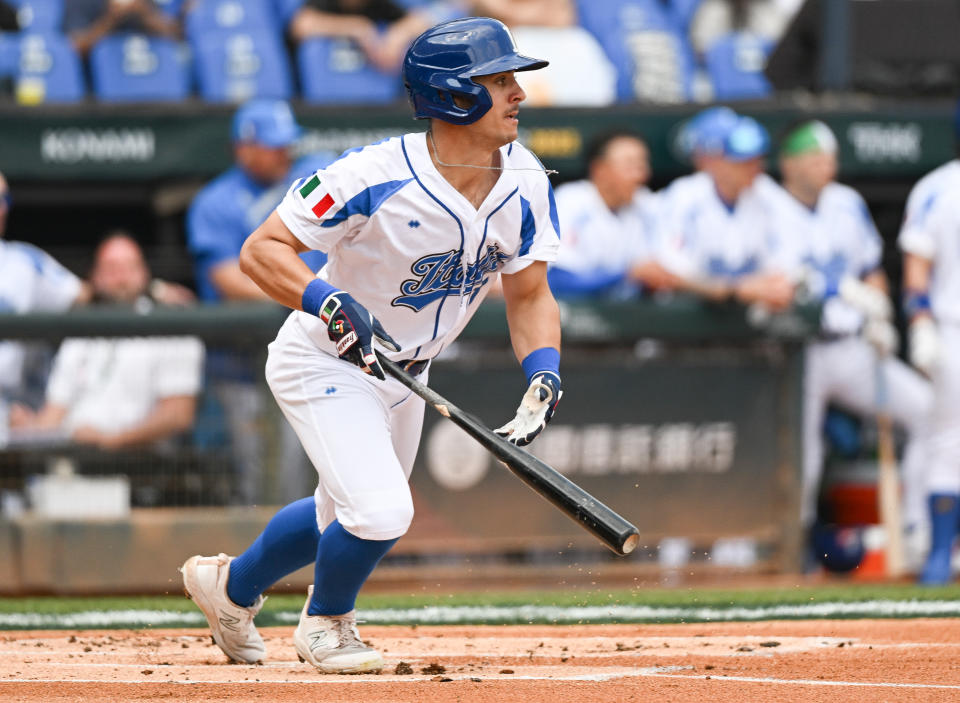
[549,130,680,299]
[182,17,562,673]
[771,120,933,557]
[655,113,796,311]
[898,101,960,584]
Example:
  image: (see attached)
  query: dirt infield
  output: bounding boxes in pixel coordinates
[1,619,958,702]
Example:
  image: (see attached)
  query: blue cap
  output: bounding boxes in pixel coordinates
[232,99,302,148]
[677,106,739,159]
[720,116,769,161]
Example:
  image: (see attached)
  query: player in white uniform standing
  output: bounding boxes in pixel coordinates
[771,121,933,558]
[898,103,960,584]
[655,113,796,311]
[549,130,679,298]
[181,17,562,672]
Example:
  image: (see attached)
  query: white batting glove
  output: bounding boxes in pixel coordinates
[494,372,562,447]
[838,276,892,321]
[863,318,899,357]
[909,317,940,376]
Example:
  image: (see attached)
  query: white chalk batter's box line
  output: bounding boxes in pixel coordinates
[4,667,960,689]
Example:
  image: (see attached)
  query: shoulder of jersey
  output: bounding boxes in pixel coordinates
[322,135,409,183]
[905,159,960,209]
[554,178,594,199]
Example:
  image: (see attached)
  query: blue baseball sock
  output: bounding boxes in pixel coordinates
[920,493,960,586]
[308,520,398,616]
[227,497,320,607]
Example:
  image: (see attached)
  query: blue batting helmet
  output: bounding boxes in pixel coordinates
[811,524,865,573]
[402,17,548,126]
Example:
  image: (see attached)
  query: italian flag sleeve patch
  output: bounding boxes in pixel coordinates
[298,175,335,218]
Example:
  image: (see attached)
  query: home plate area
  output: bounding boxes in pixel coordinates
[1,621,959,702]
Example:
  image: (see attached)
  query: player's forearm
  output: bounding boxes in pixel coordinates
[503,268,561,362]
[239,213,315,311]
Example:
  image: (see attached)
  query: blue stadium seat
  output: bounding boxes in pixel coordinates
[298,37,400,105]
[575,0,696,103]
[705,32,774,100]
[185,0,279,40]
[193,29,293,102]
[15,32,85,103]
[90,35,190,102]
[9,0,62,33]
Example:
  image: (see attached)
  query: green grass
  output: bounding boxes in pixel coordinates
[1,582,958,616]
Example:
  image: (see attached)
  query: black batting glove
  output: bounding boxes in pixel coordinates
[319,291,400,380]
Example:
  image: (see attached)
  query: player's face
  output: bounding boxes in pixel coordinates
[794,150,837,193]
[713,157,764,199]
[235,142,292,185]
[593,137,650,209]
[472,72,526,146]
[91,237,150,304]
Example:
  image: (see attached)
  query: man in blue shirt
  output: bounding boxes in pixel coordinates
[188,99,330,303]
[187,99,332,505]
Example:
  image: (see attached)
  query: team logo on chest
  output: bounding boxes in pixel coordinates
[392,244,509,312]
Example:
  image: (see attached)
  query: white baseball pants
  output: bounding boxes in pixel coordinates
[802,336,934,529]
[265,315,426,541]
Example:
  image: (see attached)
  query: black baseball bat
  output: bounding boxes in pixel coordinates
[380,357,640,556]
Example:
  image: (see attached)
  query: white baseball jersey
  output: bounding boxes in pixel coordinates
[765,180,883,334]
[277,132,561,362]
[552,179,660,276]
[655,172,785,281]
[46,336,205,435]
[0,239,82,393]
[899,159,960,324]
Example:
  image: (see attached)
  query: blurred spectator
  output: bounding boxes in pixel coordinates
[0,169,91,422]
[549,130,680,299]
[656,113,796,309]
[187,98,331,504]
[689,0,794,56]
[65,0,181,55]
[287,0,460,72]
[9,233,204,450]
[471,0,575,27]
[576,0,700,103]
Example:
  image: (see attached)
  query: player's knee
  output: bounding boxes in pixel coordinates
[341,494,414,541]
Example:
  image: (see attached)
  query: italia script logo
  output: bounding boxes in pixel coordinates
[392,245,509,312]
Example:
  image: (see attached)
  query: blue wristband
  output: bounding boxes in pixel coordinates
[521,347,560,384]
[301,278,337,317]
[903,290,931,319]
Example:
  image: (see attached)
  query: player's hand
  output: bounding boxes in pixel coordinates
[321,291,400,380]
[734,273,795,312]
[863,318,899,357]
[494,372,562,447]
[909,316,940,376]
[838,276,892,321]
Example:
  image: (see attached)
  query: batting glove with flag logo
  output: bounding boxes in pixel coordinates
[319,291,400,381]
[495,372,562,447]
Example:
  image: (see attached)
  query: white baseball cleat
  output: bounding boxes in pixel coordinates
[180,553,266,664]
[293,586,384,674]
